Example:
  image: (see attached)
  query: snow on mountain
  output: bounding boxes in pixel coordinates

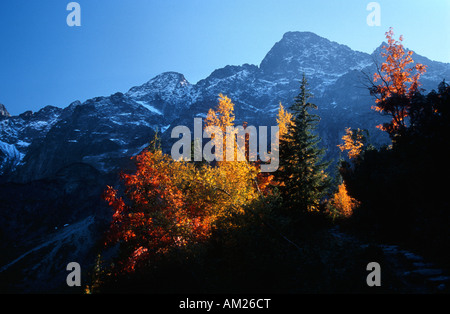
[1,31,449,182]
[0,105,65,176]
[260,32,372,96]
[126,72,199,121]
[0,140,23,174]
[134,101,163,115]
[1,30,449,293]
[0,103,10,119]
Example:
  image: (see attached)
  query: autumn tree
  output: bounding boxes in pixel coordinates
[338,127,369,160]
[205,94,275,196]
[327,182,360,220]
[103,149,214,273]
[204,93,236,162]
[369,27,427,138]
[101,95,272,276]
[339,79,450,264]
[277,102,293,140]
[205,93,236,132]
[276,74,331,213]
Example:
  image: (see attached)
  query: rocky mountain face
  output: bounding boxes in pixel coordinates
[2,32,449,182]
[0,104,10,119]
[0,105,65,179]
[0,31,448,292]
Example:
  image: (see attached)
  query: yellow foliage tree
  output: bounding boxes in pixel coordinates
[102,94,271,274]
[276,102,293,140]
[205,93,236,131]
[337,127,366,160]
[330,182,360,219]
[204,94,261,205]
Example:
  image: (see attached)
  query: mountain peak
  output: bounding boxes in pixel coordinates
[152,71,189,83]
[145,72,191,89]
[371,41,388,56]
[126,71,191,98]
[260,31,371,80]
[0,103,11,119]
[281,31,325,42]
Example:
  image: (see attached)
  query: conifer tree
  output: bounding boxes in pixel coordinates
[277,74,330,213]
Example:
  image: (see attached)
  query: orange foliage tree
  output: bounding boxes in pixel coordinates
[103,94,273,274]
[103,149,214,273]
[328,182,360,219]
[337,127,368,160]
[370,27,427,137]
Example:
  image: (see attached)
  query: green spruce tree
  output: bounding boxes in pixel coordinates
[277,74,331,214]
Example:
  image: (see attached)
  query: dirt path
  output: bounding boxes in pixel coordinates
[329,226,450,293]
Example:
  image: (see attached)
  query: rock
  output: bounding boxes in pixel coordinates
[2,31,448,183]
[0,103,11,119]
[0,163,114,292]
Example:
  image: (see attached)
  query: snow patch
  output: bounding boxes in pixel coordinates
[135,101,163,115]
[16,140,31,147]
[161,125,171,133]
[0,141,23,161]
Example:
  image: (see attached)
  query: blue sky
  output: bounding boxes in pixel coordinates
[0,0,449,115]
